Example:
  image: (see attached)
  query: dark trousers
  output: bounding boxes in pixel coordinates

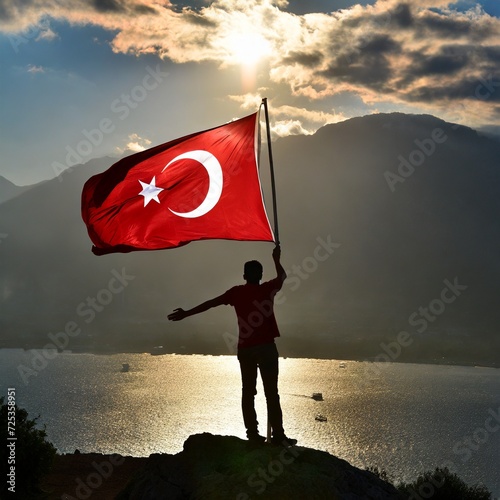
[237,342,284,438]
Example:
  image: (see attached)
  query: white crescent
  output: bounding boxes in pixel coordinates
[161,150,223,218]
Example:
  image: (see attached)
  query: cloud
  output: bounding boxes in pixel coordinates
[115,133,152,154]
[92,0,126,13]
[27,64,45,73]
[1,0,499,129]
[229,93,346,137]
[265,1,500,125]
[270,104,346,137]
[35,26,58,41]
[272,119,313,137]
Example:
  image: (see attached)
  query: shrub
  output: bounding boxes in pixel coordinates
[397,466,492,500]
[1,396,57,497]
[366,465,390,483]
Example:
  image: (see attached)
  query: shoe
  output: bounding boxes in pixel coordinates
[247,432,266,444]
[270,435,297,447]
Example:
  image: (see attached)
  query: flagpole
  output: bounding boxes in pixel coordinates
[262,98,278,444]
[261,97,279,244]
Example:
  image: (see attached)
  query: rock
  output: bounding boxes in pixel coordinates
[117,433,404,499]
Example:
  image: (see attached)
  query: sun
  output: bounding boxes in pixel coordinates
[224,32,272,67]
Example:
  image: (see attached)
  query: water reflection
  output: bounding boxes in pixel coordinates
[1,350,499,495]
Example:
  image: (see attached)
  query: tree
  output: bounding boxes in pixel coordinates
[398,467,492,500]
[1,396,57,497]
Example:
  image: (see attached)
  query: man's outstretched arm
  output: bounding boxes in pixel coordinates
[273,244,287,283]
[168,295,225,321]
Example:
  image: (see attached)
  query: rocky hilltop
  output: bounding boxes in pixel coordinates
[116,433,403,499]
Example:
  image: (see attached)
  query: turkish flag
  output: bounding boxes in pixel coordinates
[81,112,274,255]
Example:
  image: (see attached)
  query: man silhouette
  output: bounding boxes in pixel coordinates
[168,244,296,446]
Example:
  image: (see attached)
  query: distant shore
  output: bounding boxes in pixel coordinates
[1,346,498,369]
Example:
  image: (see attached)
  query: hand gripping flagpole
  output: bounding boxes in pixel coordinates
[262,98,278,444]
[262,98,279,245]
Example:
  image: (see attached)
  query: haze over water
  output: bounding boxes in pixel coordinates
[2,349,499,497]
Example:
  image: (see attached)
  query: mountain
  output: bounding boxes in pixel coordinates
[0,176,32,204]
[0,113,499,365]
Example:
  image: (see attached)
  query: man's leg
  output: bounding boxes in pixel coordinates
[238,348,260,438]
[258,343,284,438]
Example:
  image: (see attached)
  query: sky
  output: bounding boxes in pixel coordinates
[1,0,500,186]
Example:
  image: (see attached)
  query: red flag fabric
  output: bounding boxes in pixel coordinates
[81,112,274,255]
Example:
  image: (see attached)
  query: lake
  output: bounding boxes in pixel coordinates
[1,349,499,497]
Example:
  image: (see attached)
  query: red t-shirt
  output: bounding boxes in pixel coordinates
[222,277,283,349]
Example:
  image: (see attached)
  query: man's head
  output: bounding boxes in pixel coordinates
[244,260,263,284]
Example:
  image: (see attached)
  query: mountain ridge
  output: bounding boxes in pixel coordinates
[0,175,34,204]
[0,113,498,365]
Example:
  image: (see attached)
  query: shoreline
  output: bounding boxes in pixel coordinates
[1,346,498,369]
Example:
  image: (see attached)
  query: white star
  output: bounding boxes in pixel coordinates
[139,176,164,207]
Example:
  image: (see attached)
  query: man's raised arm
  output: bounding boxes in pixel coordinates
[273,244,287,283]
